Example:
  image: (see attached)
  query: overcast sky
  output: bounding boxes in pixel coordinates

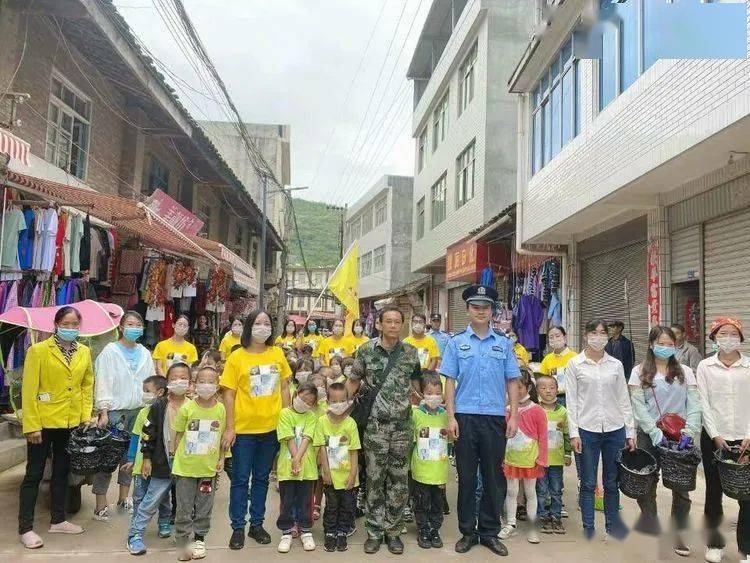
[115,0,431,206]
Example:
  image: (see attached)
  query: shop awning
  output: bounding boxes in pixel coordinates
[2,170,219,265]
[0,129,30,166]
[192,237,258,294]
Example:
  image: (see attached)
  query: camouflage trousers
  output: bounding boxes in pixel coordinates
[363,419,411,538]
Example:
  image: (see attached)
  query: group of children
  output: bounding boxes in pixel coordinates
[125,360,226,560]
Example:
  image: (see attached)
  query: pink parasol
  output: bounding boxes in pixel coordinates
[0,300,124,336]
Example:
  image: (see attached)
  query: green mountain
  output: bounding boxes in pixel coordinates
[287,198,342,268]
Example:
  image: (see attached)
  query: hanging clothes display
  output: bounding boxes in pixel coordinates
[205,268,228,312]
[1,206,26,270]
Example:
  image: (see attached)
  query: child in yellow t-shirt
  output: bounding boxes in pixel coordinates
[171,367,227,561]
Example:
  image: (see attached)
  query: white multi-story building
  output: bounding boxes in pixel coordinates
[509,0,750,354]
[345,175,417,299]
[407,0,534,328]
[286,266,337,320]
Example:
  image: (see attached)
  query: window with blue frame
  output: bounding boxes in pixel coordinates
[531,37,581,175]
[599,0,640,111]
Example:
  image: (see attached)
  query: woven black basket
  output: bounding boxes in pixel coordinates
[618,447,658,499]
[99,426,131,474]
[714,448,750,501]
[67,427,110,475]
[657,444,701,492]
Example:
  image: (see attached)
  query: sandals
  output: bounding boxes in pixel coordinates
[20,530,43,549]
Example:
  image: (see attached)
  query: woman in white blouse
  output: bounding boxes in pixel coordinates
[92,311,155,522]
[696,317,750,563]
[567,319,635,541]
[629,325,701,556]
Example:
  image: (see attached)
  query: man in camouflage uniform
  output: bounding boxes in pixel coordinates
[348,306,422,555]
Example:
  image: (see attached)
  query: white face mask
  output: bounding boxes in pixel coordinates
[167,380,189,395]
[422,394,442,409]
[519,393,531,403]
[196,383,217,399]
[549,337,565,351]
[331,365,342,376]
[295,371,312,384]
[174,325,188,337]
[317,386,327,400]
[142,392,156,405]
[251,325,272,343]
[587,335,608,352]
[333,325,344,336]
[328,401,350,416]
[293,396,312,414]
[716,336,742,353]
[353,326,363,335]
[412,323,425,334]
[231,324,243,336]
[343,366,353,376]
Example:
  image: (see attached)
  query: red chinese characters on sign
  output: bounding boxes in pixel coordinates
[446,240,482,282]
[647,238,660,326]
[148,189,204,236]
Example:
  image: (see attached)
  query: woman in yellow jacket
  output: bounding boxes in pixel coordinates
[219,316,244,360]
[274,318,298,351]
[348,318,369,352]
[19,306,93,549]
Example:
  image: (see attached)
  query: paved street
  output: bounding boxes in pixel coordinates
[0,461,741,562]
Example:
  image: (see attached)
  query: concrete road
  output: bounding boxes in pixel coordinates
[0,460,742,562]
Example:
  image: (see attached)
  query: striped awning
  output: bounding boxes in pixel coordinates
[0,128,30,166]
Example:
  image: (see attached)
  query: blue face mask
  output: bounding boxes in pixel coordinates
[123,327,144,342]
[309,324,317,332]
[652,345,676,360]
[57,327,79,342]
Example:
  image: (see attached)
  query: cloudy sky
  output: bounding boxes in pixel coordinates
[115,0,431,205]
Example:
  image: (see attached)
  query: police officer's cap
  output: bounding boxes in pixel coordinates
[430,313,441,321]
[462,284,497,305]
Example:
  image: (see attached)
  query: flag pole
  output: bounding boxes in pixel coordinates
[304,242,356,325]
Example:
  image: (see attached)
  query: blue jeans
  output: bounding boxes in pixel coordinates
[229,431,280,530]
[536,466,564,519]
[579,427,626,534]
[128,476,172,538]
[131,475,171,528]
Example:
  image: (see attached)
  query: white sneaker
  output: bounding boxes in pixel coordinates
[499,524,517,540]
[300,532,316,551]
[192,540,206,559]
[527,528,541,544]
[278,534,293,553]
[704,547,723,563]
[92,507,110,522]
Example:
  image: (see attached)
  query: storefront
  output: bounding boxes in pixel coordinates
[668,176,750,354]
[578,217,648,362]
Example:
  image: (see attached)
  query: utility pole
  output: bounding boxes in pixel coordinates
[326,204,347,259]
[275,196,293,335]
[258,174,268,310]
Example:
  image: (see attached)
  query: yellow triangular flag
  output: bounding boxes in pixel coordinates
[328,243,359,328]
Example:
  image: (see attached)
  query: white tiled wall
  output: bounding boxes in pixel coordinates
[520,4,750,243]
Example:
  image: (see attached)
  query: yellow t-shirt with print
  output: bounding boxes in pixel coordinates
[299,333,323,355]
[152,338,198,374]
[404,334,441,370]
[219,333,241,358]
[219,346,292,434]
[539,348,577,394]
[275,334,297,351]
[347,334,369,353]
[316,336,355,366]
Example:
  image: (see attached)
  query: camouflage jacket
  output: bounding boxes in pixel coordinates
[352,338,422,429]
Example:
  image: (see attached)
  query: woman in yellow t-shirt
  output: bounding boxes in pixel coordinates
[403,313,440,370]
[297,319,323,356]
[219,309,292,545]
[348,318,369,353]
[508,329,531,366]
[539,325,577,405]
[316,318,355,366]
[219,316,244,360]
[274,318,298,352]
[152,315,199,376]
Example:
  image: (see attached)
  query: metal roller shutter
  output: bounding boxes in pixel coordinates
[580,242,648,363]
[704,210,750,353]
[448,285,470,333]
[671,226,701,283]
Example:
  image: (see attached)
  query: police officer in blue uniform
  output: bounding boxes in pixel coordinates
[427,313,450,357]
[440,284,520,556]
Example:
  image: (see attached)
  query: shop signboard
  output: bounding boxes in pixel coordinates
[446,240,484,282]
[147,189,204,236]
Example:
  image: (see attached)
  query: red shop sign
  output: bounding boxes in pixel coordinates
[147,189,204,237]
